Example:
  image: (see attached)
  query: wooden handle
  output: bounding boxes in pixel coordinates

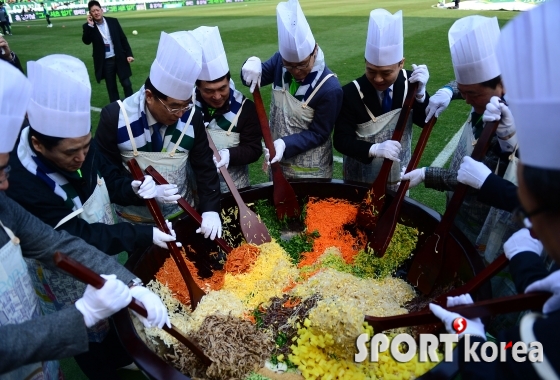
[253,86,276,158]
[53,252,212,367]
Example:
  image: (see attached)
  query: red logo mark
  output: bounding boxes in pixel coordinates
[452,317,467,333]
[504,341,513,350]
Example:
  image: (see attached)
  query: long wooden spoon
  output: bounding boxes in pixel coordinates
[53,251,212,367]
[205,130,271,245]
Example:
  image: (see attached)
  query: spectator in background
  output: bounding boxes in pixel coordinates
[40,2,52,27]
[0,2,13,35]
[0,35,22,72]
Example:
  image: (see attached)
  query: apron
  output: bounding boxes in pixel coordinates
[0,221,60,380]
[115,100,195,224]
[343,70,412,191]
[207,99,250,193]
[25,175,116,343]
[269,73,336,179]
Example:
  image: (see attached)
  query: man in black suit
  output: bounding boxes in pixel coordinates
[82,0,134,103]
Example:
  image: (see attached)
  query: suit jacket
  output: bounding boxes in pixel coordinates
[82,16,133,83]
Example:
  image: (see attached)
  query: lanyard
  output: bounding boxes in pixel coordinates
[97,19,109,42]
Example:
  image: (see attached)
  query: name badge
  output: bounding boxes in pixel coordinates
[105,44,110,53]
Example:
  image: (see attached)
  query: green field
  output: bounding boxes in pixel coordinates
[6,1,519,377]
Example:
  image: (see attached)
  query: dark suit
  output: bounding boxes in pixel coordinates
[82,16,133,102]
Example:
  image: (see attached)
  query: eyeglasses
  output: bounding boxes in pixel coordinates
[282,52,315,71]
[512,205,550,229]
[157,97,193,115]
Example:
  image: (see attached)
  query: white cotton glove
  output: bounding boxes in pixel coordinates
[429,294,486,339]
[242,56,262,93]
[75,274,132,328]
[131,175,157,199]
[196,211,222,240]
[483,96,517,152]
[130,285,171,329]
[152,220,181,249]
[503,228,543,260]
[213,148,230,171]
[525,270,560,314]
[155,184,180,204]
[369,140,401,161]
[401,167,426,189]
[457,156,491,190]
[410,64,430,101]
[425,87,453,122]
[270,139,286,165]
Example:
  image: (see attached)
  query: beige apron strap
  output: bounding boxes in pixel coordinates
[54,208,84,230]
[401,69,408,107]
[117,100,138,157]
[170,93,197,157]
[520,312,559,380]
[227,99,246,135]
[352,80,378,123]
[0,220,19,244]
[509,144,519,161]
[303,73,336,108]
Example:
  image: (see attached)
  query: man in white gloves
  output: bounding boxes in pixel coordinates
[192,26,262,193]
[241,0,342,179]
[333,9,430,189]
[0,59,169,379]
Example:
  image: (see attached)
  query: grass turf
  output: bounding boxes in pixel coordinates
[6,1,518,377]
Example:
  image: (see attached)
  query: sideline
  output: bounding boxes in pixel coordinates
[430,127,462,168]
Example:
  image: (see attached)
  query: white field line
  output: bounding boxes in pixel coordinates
[430,127,462,168]
[91,106,102,112]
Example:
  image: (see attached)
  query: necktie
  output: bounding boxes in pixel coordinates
[381,88,392,114]
[151,123,164,152]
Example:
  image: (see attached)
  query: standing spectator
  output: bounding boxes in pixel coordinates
[82,0,134,103]
[0,35,22,72]
[0,2,12,36]
[40,2,52,27]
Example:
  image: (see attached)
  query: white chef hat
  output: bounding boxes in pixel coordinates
[277,0,315,63]
[27,54,91,138]
[497,0,560,171]
[365,9,404,67]
[449,15,501,85]
[150,31,202,101]
[0,61,31,154]
[193,26,229,81]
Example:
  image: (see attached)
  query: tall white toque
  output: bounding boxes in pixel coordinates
[365,9,404,67]
[277,0,315,63]
[150,31,202,101]
[496,0,560,171]
[0,60,31,154]
[27,54,91,138]
[193,26,229,81]
[449,15,501,85]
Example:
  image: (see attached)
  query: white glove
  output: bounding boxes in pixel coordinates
[429,294,486,339]
[410,64,430,100]
[263,147,270,163]
[242,56,262,93]
[503,228,543,260]
[131,175,157,199]
[483,96,517,152]
[457,156,491,190]
[369,140,401,161]
[152,220,181,249]
[196,211,222,240]
[425,87,453,122]
[526,270,560,314]
[75,274,132,328]
[213,148,230,171]
[130,285,171,329]
[270,139,286,165]
[401,167,425,189]
[155,184,180,204]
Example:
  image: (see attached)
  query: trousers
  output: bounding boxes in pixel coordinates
[102,56,133,103]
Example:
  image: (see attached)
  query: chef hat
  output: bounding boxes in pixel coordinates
[150,31,202,101]
[27,54,91,138]
[497,0,560,171]
[277,0,315,63]
[449,15,501,85]
[365,9,404,67]
[193,26,229,81]
[0,61,31,154]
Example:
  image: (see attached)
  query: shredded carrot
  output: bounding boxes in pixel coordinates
[282,298,301,308]
[243,312,256,324]
[282,279,297,293]
[224,243,260,275]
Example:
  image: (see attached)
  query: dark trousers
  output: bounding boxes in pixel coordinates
[0,21,11,34]
[102,56,133,103]
[45,14,51,25]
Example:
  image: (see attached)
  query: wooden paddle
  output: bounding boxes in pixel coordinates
[369,115,437,256]
[53,251,213,367]
[128,158,206,310]
[365,291,551,332]
[205,130,272,245]
[407,120,500,295]
[145,165,233,254]
[356,82,419,233]
[252,86,300,220]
